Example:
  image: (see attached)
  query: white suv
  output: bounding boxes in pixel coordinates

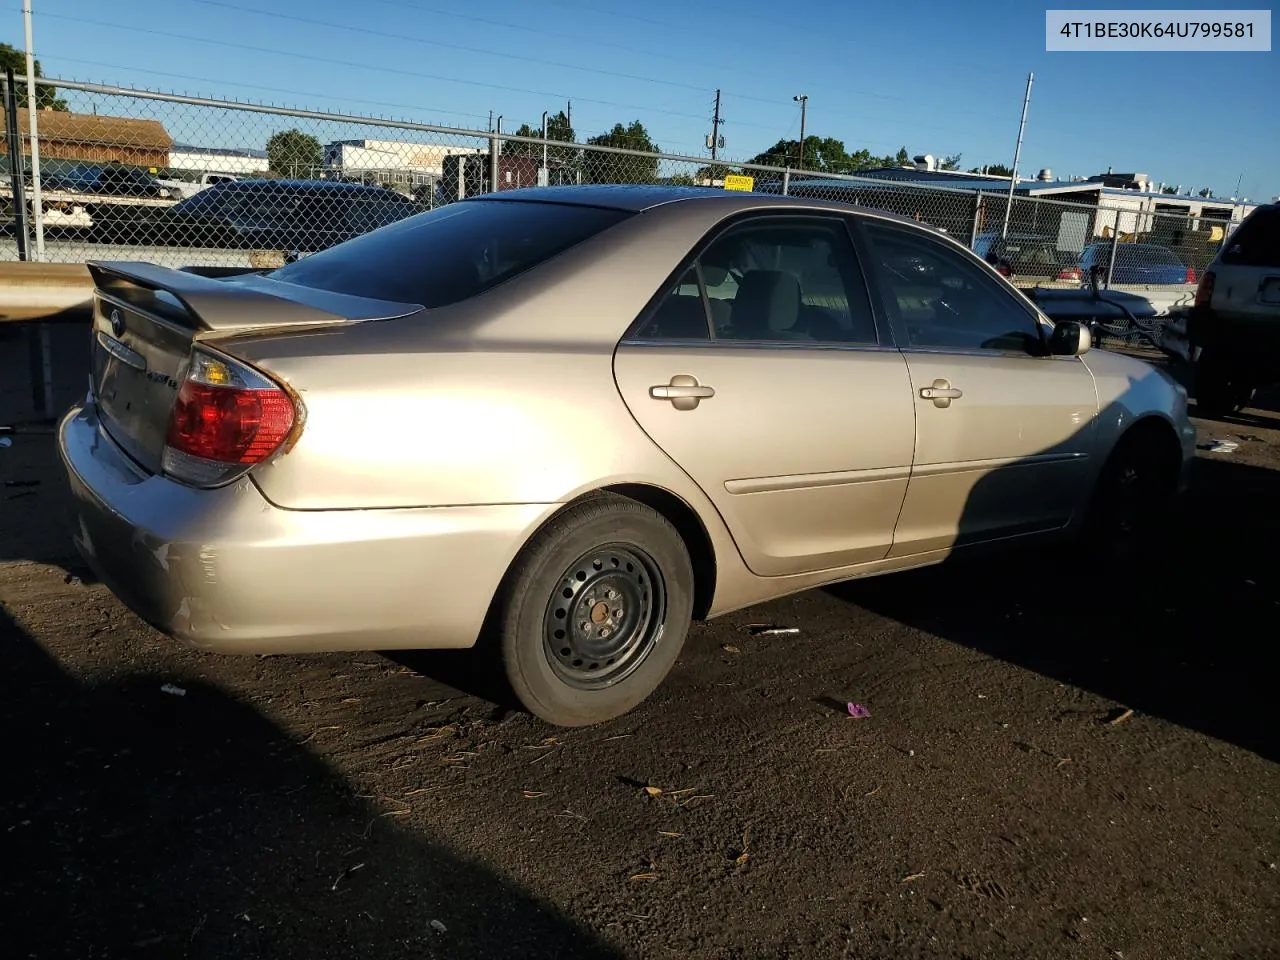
[1183,204,1280,417]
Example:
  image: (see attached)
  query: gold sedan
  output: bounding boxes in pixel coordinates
[59,186,1195,726]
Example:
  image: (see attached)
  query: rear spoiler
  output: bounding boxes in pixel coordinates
[87,260,422,334]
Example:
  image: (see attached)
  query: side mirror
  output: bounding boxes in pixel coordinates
[1048,320,1091,357]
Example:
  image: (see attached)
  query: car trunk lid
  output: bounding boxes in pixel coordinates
[87,261,421,474]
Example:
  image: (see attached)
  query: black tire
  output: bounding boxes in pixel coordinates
[1078,431,1178,573]
[493,494,694,727]
[1194,353,1254,418]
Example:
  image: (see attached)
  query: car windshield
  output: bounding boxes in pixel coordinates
[269,199,633,308]
[1000,240,1059,265]
[1221,208,1280,267]
[1121,246,1181,266]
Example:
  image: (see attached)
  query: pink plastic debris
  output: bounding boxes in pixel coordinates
[847,702,870,718]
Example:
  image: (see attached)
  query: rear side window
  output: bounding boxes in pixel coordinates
[1221,208,1280,267]
[270,200,632,308]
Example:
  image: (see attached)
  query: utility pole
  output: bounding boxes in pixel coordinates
[793,94,808,170]
[566,100,572,132]
[1000,71,1033,240]
[22,0,44,260]
[709,89,723,162]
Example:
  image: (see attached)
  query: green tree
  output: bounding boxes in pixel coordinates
[895,147,910,166]
[0,42,68,111]
[746,137,903,174]
[939,153,962,171]
[584,120,660,184]
[504,111,578,170]
[267,128,323,178]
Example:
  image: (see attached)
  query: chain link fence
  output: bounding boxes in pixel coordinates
[1,78,1242,287]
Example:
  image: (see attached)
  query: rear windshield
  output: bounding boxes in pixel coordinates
[1121,246,1182,265]
[1221,208,1280,267]
[269,199,632,308]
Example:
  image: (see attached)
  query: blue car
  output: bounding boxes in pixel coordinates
[1078,242,1194,286]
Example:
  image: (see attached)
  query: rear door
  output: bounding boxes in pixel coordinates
[613,214,916,578]
[858,219,1098,556]
[1214,207,1280,322]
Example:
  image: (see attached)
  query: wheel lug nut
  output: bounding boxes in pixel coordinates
[580,622,591,632]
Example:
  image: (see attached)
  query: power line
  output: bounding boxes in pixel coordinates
[18,8,734,126]
[45,56,494,124]
[190,0,727,97]
[190,0,1024,131]
[22,6,1018,164]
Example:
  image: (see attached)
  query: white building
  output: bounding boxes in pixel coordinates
[167,143,269,175]
[323,139,481,186]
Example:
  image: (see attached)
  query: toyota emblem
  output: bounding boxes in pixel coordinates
[109,308,125,338]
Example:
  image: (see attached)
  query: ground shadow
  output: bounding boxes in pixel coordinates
[0,606,624,959]
[829,443,1278,763]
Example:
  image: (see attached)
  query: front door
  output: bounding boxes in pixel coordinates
[858,220,1099,557]
[613,215,916,578]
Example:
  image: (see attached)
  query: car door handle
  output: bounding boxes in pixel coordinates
[650,375,714,410]
[919,379,963,408]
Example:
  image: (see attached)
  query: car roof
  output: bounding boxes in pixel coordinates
[468,183,936,230]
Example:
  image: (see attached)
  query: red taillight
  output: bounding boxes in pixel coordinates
[1058,266,1082,281]
[996,264,1011,277]
[1194,270,1215,308]
[167,381,295,463]
[1186,266,1196,284]
[162,349,299,487]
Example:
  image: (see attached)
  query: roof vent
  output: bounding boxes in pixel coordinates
[1037,168,1053,181]
[912,154,936,172]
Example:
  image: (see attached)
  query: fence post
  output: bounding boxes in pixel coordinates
[489,119,501,194]
[782,167,791,196]
[969,191,984,250]
[1105,229,1119,289]
[3,69,31,261]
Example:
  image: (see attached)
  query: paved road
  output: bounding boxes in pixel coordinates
[2,331,1277,959]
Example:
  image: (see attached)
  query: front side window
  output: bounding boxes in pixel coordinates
[864,221,1045,353]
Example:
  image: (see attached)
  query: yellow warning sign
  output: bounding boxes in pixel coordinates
[723,174,755,192]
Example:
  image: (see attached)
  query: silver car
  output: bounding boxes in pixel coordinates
[59,186,1196,726]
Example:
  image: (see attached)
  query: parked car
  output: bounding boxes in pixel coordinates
[1178,203,1280,416]
[59,186,1194,727]
[132,179,421,250]
[1078,242,1195,286]
[972,231,1082,282]
[45,163,171,199]
[155,171,242,201]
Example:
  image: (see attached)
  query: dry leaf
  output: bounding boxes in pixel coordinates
[658,831,682,838]
[522,790,547,799]
[735,852,750,866]
[722,644,741,654]
[629,872,659,882]
[643,786,663,798]
[903,871,926,882]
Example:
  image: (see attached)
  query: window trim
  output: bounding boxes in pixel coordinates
[852,217,1053,359]
[621,211,888,350]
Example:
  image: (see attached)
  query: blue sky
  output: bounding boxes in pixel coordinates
[10,0,1278,200]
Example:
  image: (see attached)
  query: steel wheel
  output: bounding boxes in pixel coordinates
[543,545,666,688]
[494,493,694,727]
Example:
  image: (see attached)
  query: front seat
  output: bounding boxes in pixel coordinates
[729,270,806,340]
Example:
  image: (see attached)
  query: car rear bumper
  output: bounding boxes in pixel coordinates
[58,400,555,654]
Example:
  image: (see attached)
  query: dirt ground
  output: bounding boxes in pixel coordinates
[2,324,1278,959]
